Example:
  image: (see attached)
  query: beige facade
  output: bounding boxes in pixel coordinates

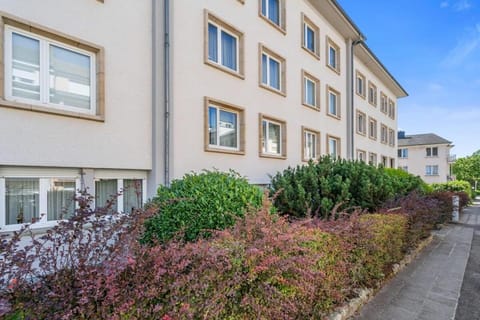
[397,133,454,184]
[165,0,407,185]
[0,0,151,230]
[0,0,407,230]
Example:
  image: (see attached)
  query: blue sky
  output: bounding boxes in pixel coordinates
[338,0,480,157]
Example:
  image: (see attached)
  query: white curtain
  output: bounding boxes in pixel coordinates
[47,180,75,221]
[95,180,118,213]
[5,178,39,225]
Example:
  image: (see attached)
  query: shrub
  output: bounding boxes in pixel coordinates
[270,158,425,219]
[143,170,263,243]
[431,180,473,200]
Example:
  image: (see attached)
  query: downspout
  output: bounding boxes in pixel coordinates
[163,0,171,186]
[348,38,364,160]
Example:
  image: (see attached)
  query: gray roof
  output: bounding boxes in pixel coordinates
[398,133,452,147]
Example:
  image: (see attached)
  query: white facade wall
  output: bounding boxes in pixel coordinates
[353,57,398,166]
[398,144,453,184]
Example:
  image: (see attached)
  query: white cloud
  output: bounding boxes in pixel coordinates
[442,23,480,67]
[440,1,449,8]
[453,0,472,11]
[427,83,444,92]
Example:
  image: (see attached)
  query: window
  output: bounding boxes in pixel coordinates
[426,165,439,176]
[398,148,408,158]
[368,117,377,140]
[326,37,340,73]
[302,70,320,109]
[426,147,439,157]
[302,127,320,161]
[356,71,366,98]
[260,0,286,32]
[123,179,143,214]
[388,128,395,146]
[47,179,75,221]
[390,158,395,168]
[302,14,319,58]
[380,124,388,144]
[205,97,245,154]
[327,86,340,118]
[5,178,40,225]
[357,150,367,162]
[260,114,286,158]
[259,44,286,95]
[356,110,366,135]
[388,99,396,119]
[3,24,102,118]
[327,135,340,158]
[368,82,377,106]
[380,93,388,114]
[381,156,388,167]
[95,179,118,213]
[369,152,377,165]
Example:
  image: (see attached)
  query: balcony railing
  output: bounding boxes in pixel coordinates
[447,154,457,163]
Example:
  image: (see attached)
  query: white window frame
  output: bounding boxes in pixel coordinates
[261,52,282,92]
[262,118,284,156]
[357,150,367,162]
[369,118,377,140]
[388,129,395,146]
[368,82,377,106]
[398,148,408,158]
[380,124,388,144]
[207,21,240,73]
[327,87,340,118]
[303,74,318,108]
[380,93,388,113]
[426,147,439,157]
[261,0,282,28]
[356,72,366,98]
[207,104,241,152]
[356,110,366,135]
[425,165,439,176]
[303,129,319,161]
[327,135,340,158]
[327,39,339,72]
[4,25,96,115]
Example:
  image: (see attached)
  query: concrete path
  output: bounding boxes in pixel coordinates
[354,201,480,320]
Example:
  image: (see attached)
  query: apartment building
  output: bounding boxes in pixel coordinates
[397,132,455,184]
[154,0,408,186]
[0,0,407,230]
[0,0,152,230]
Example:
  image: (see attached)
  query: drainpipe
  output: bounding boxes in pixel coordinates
[163,0,171,186]
[347,38,364,160]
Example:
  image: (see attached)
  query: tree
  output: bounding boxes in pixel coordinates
[452,154,480,189]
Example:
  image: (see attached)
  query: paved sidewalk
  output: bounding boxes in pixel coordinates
[354,201,480,320]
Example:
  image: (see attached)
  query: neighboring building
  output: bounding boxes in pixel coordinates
[0,0,407,230]
[397,132,455,184]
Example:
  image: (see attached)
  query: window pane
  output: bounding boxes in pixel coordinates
[269,58,280,90]
[123,179,143,214]
[433,147,438,156]
[262,120,267,153]
[261,54,268,85]
[11,33,41,101]
[49,45,91,110]
[221,30,237,70]
[208,24,218,63]
[5,178,39,225]
[305,78,315,105]
[219,109,238,148]
[95,179,118,213]
[208,106,218,145]
[305,25,315,51]
[329,139,337,157]
[47,179,75,221]
[261,0,267,16]
[329,47,336,68]
[329,92,337,115]
[268,122,281,154]
[268,0,280,25]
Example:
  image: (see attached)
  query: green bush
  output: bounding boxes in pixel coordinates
[270,157,424,219]
[384,168,429,195]
[431,180,473,200]
[142,170,263,243]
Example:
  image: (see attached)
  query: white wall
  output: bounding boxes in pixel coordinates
[398,144,452,183]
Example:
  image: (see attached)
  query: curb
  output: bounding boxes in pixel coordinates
[327,234,434,320]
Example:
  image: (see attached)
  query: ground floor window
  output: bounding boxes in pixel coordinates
[5,178,39,225]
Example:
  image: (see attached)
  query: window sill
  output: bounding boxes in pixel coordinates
[259,153,287,160]
[259,83,286,97]
[356,131,367,136]
[302,103,320,112]
[205,147,245,156]
[369,136,378,141]
[368,102,377,108]
[259,14,286,35]
[302,46,320,60]
[0,99,104,122]
[326,64,340,75]
[356,92,366,100]
[327,113,341,120]
[204,60,245,80]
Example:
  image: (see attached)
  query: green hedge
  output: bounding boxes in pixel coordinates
[270,157,425,219]
[142,170,263,243]
[431,180,473,200]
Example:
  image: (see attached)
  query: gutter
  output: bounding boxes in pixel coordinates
[163,0,171,186]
